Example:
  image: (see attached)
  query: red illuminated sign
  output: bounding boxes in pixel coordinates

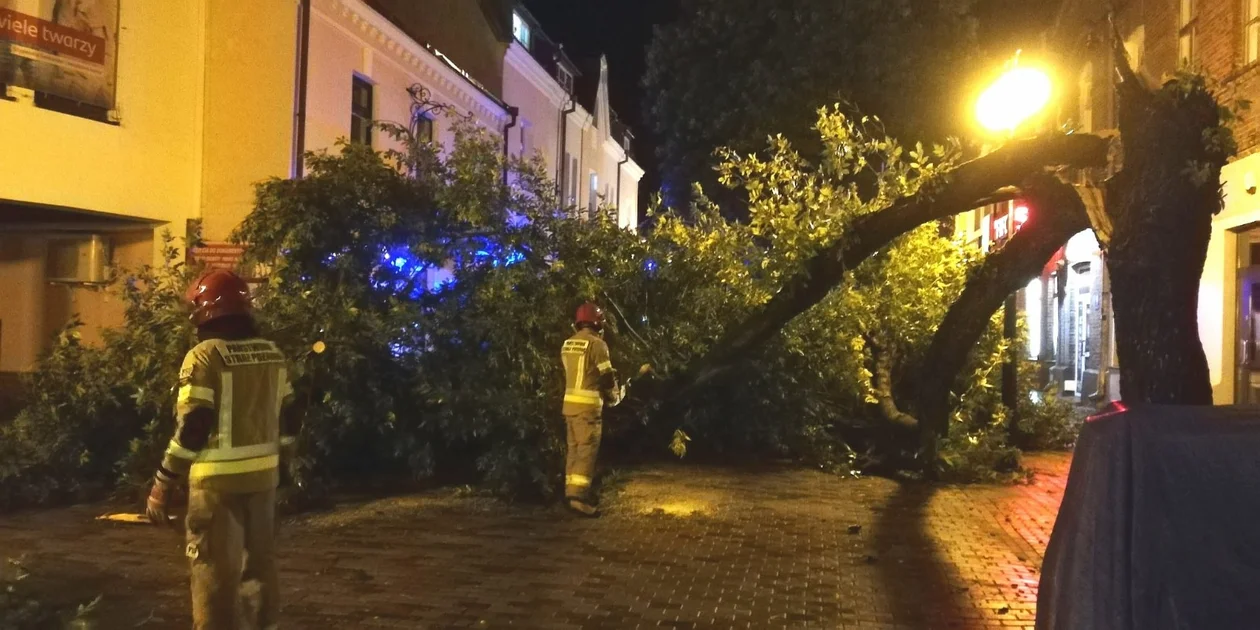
[988,201,1030,248]
[991,212,1010,243]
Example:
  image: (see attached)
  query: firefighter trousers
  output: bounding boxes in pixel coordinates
[186,487,279,630]
[564,407,603,502]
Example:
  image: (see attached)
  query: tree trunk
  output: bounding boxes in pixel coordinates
[1102,49,1226,404]
[671,134,1108,399]
[867,336,919,431]
[670,134,1103,398]
[912,174,1091,438]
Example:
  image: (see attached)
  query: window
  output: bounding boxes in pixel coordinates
[350,76,373,145]
[569,156,578,206]
[1079,63,1094,133]
[512,12,531,49]
[519,126,527,156]
[557,68,574,94]
[1248,0,1260,64]
[415,115,434,144]
[589,172,599,216]
[1178,0,1196,67]
[1026,277,1043,359]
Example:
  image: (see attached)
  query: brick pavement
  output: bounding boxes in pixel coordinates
[0,453,1070,629]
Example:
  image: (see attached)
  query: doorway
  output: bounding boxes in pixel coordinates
[1234,225,1260,404]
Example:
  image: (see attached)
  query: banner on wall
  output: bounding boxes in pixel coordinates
[0,0,119,109]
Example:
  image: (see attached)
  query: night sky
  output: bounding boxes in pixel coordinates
[521,0,678,200]
[520,0,1054,207]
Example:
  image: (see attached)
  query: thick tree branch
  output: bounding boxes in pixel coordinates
[911,174,1092,438]
[671,133,1108,399]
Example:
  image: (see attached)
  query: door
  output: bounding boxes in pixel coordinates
[1074,291,1089,396]
[1235,266,1260,404]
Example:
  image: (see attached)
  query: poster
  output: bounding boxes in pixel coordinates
[0,0,118,109]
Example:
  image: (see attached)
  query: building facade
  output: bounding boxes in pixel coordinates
[1049,0,1260,405]
[0,0,644,392]
[0,1,298,381]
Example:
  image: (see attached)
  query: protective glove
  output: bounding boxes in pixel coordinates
[145,475,174,526]
[607,384,627,408]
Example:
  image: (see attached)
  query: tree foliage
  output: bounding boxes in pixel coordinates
[0,111,1080,510]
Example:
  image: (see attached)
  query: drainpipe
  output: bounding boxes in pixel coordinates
[557,97,576,206]
[503,105,519,188]
[290,0,311,179]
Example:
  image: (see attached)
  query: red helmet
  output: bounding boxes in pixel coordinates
[186,269,252,327]
[575,302,605,329]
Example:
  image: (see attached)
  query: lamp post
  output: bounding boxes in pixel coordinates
[974,56,1053,439]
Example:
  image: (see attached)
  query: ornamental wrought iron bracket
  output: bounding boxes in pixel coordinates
[406,84,470,137]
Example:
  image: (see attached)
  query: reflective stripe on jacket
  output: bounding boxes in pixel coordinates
[162,338,294,494]
[561,329,615,415]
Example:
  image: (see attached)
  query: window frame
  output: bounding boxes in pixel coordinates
[1179,0,1197,67]
[350,75,374,146]
[512,12,532,49]
[1246,0,1260,65]
[588,171,599,216]
[414,114,434,144]
[557,68,574,94]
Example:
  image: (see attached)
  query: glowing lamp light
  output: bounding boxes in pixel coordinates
[1013,204,1029,228]
[975,66,1053,133]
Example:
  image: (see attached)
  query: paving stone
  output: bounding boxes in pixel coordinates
[0,453,1070,629]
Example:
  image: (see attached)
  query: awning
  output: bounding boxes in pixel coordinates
[0,199,163,233]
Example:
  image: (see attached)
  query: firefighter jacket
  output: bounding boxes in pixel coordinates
[561,328,620,415]
[161,338,294,494]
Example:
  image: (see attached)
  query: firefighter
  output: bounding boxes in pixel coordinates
[146,269,298,630]
[560,302,624,517]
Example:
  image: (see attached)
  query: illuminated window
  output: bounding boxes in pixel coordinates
[557,67,574,94]
[1178,0,1196,66]
[512,12,531,49]
[1026,277,1043,359]
[589,172,599,216]
[1247,0,1260,64]
[350,76,373,146]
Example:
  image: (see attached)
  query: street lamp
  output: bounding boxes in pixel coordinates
[974,54,1054,441]
[975,64,1053,134]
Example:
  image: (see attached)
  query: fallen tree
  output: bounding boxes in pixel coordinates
[910,173,1091,439]
[671,133,1108,400]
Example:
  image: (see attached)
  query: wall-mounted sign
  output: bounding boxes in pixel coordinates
[0,0,119,109]
[991,211,1010,244]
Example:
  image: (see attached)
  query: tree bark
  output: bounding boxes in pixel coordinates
[912,174,1091,438]
[672,134,1108,399]
[1102,41,1225,405]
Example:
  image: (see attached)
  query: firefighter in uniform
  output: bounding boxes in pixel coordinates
[560,303,624,517]
[146,269,297,630]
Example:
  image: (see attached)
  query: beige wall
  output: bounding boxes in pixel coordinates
[0,1,204,243]
[0,1,299,371]
[0,237,48,372]
[0,231,154,372]
[306,0,508,160]
[1201,153,1260,403]
[503,43,563,180]
[199,0,298,241]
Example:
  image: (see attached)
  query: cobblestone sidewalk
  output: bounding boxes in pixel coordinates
[0,453,1069,629]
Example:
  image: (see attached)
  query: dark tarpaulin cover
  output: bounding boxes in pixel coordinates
[1036,405,1260,630]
